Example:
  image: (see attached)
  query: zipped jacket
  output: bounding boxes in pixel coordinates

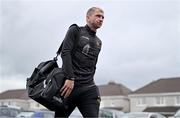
[61,24,102,85]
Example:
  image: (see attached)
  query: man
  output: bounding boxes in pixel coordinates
[55,7,104,117]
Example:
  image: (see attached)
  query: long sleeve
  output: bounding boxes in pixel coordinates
[61,25,79,79]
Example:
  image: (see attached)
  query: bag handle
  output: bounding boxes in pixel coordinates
[54,42,63,61]
[54,24,80,61]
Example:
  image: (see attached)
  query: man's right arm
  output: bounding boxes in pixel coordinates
[61,25,79,80]
[60,25,79,98]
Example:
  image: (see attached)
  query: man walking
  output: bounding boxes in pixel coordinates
[55,7,104,117]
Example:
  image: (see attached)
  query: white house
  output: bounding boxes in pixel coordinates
[129,77,180,117]
[98,81,132,112]
[0,89,46,111]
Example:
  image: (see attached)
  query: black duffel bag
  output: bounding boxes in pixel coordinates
[26,59,67,111]
[26,24,79,111]
[26,42,67,111]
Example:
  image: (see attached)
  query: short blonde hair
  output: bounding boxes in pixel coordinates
[86,7,104,16]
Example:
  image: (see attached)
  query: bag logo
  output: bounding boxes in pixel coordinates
[81,36,89,40]
[82,44,90,55]
[43,80,47,88]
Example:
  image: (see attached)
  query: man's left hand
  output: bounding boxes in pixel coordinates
[60,79,74,98]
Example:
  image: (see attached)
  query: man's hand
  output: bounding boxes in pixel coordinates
[60,79,74,98]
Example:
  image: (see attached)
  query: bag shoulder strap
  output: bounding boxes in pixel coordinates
[54,24,80,60]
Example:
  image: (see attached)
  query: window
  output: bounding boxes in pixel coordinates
[111,102,115,107]
[36,103,40,107]
[137,97,146,106]
[99,110,113,118]
[150,115,156,118]
[155,97,165,105]
[175,96,180,105]
[8,101,11,105]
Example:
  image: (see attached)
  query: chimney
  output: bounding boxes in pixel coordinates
[108,80,116,85]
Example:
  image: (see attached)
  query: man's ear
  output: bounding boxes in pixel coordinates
[86,15,90,23]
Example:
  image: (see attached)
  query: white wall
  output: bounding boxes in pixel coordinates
[0,99,29,110]
[129,92,180,112]
[100,95,130,112]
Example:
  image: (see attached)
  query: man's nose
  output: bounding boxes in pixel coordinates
[99,17,103,21]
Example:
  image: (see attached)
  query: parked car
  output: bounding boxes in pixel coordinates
[16,110,54,118]
[174,109,180,118]
[120,112,166,118]
[69,108,82,118]
[69,108,124,118]
[16,111,34,118]
[0,105,21,118]
[99,108,124,118]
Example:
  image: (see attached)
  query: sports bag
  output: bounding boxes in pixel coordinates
[26,24,79,111]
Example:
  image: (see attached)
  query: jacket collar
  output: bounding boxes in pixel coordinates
[85,25,96,35]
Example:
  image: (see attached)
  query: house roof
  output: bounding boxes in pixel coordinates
[144,106,180,112]
[131,77,180,94]
[0,89,29,100]
[98,81,132,96]
[143,106,180,117]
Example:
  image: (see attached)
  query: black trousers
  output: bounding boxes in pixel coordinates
[54,84,101,118]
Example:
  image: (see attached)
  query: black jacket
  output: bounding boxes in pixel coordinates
[61,24,102,85]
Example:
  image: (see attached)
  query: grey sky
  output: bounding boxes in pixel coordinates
[0,0,180,92]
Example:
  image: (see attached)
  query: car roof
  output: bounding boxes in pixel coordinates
[100,108,124,113]
[125,112,166,118]
[16,111,34,117]
[0,105,21,110]
[175,109,180,116]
